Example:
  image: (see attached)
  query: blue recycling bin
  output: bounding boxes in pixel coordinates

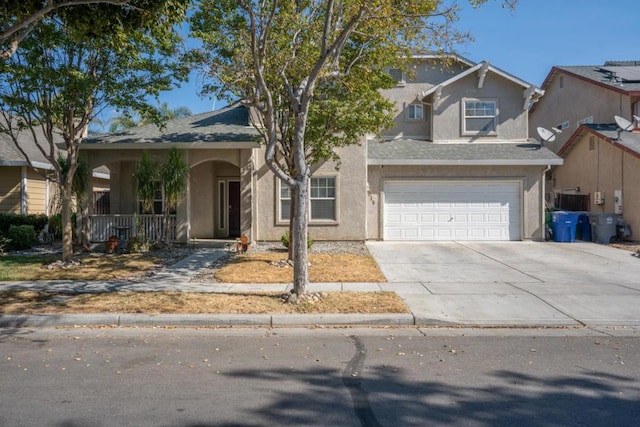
[551,212,579,242]
[577,213,591,241]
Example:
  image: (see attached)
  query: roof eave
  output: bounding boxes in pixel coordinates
[80,141,261,150]
[368,159,563,166]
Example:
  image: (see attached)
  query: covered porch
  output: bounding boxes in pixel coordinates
[79,105,261,244]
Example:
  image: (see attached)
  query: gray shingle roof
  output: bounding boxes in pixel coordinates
[84,104,260,147]
[368,139,562,165]
[576,124,640,156]
[0,127,60,167]
[555,64,640,92]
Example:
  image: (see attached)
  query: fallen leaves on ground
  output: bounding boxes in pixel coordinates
[0,290,409,314]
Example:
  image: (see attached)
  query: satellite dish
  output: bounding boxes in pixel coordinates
[615,115,633,131]
[614,115,633,140]
[537,127,556,143]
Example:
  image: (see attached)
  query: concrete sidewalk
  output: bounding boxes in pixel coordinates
[2,243,640,329]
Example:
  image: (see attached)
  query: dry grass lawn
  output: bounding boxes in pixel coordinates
[0,253,166,281]
[215,253,386,283]
[0,290,408,314]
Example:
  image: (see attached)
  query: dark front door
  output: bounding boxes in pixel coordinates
[228,181,241,237]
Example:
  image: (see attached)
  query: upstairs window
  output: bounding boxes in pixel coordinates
[388,68,405,85]
[407,103,424,121]
[463,100,497,135]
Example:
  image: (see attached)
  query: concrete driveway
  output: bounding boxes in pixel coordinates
[367,241,640,327]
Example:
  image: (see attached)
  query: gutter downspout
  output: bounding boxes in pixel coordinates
[542,164,552,241]
[21,166,28,215]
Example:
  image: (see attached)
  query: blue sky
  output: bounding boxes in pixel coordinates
[156,0,638,116]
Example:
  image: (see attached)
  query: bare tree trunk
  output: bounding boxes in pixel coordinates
[288,194,296,261]
[61,184,74,262]
[80,202,90,252]
[162,210,170,246]
[292,176,310,296]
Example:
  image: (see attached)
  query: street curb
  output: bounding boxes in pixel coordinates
[0,313,415,328]
[271,313,415,326]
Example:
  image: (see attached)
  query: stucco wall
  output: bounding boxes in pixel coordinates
[190,161,215,238]
[367,165,545,241]
[432,72,528,141]
[254,142,368,241]
[554,134,640,239]
[0,167,21,213]
[530,72,632,153]
[380,60,468,141]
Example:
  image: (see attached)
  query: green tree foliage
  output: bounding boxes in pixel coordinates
[133,151,159,215]
[1,1,133,60]
[108,102,192,132]
[0,1,190,261]
[159,148,189,245]
[189,0,513,296]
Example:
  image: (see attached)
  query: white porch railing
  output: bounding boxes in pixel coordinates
[89,214,176,242]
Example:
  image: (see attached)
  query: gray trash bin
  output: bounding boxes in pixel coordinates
[589,213,620,244]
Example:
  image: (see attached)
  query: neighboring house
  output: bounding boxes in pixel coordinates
[0,130,58,215]
[0,128,110,216]
[554,124,640,239]
[529,61,640,154]
[81,54,561,243]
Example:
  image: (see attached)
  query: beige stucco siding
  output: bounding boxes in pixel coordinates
[254,143,368,241]
[554,134,640,238]
[432,73,528,141]
[380,60,468,141]
[0,167,21,213]
[367,165,545,240]
[530,72,632,153]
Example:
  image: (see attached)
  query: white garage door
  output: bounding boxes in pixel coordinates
[384,181,521,241]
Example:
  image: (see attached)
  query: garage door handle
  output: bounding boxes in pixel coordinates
[449,217,454,222]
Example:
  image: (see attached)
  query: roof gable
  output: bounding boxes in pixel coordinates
[540,64,640,95]
[419,61,543,109]
[558,123,640,160]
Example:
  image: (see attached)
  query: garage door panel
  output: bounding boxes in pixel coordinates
[384,181,521,241]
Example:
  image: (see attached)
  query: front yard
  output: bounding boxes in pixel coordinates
[0,242,401,315]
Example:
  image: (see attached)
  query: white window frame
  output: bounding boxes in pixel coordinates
[462,99,498,136]
[388,68,405,85]
[406,103,424,121]
[277,176,338,224]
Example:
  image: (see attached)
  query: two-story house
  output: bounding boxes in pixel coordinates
[81,54,561,243]
[530,61,640,239]
[530,61,640,154]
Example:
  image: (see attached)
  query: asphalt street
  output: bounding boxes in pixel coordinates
[1,327,639,426]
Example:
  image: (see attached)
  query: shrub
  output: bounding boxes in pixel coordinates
[128,234,150,253]
[280,231,313,250]
[0,213,48,236]
[0,236,11,253]
[8,225,37,250]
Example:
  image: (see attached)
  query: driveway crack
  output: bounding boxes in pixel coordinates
[455,242,544,283]
[505,282,586,327]
[343,336,382,427]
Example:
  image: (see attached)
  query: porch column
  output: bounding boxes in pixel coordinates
[175,150,190,244]
[240,149,254,240]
